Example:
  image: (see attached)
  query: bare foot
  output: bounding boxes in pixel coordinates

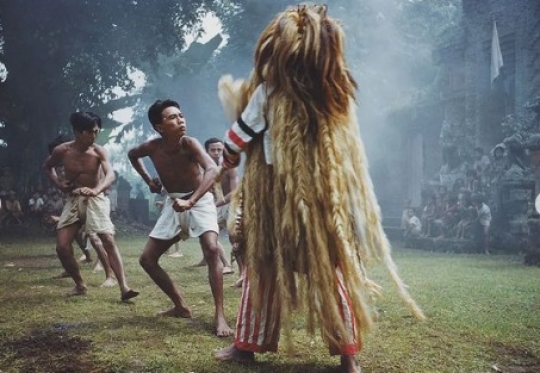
[100,278,117,288]
[168,252,184,258]
[79,254,92,264]
[340,355,361,373]
[67,285,88,297]
[53,271,70,279]
[231,277,243,288]
[121,289,139,302]
[92,262,104,273]
[214,345,254,362]
[157,306,192,318]
[223,266,234,275]
[216,317,234,338]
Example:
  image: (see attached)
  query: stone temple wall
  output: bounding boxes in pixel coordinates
[462,0,540,148]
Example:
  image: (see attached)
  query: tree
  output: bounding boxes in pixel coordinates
[0,0,462,192]
[0,0,231,188]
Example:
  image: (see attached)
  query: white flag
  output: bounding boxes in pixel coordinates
[491,20,504,85]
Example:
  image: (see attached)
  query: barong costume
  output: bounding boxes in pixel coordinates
[57,192,114,235]
[218,5,425,356]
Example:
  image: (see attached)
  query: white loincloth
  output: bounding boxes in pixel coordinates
[149,191,218,241]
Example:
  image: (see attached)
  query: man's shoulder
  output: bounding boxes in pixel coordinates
[180,135,198,146]
[90,144,110,159]
[131,138,160,154]
[54,141,73,154]
[91,143,104,151]
[180,136,204,153]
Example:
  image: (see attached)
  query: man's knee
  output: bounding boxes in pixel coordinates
[139,250,160,270]
[56,243,72,257]
[98,233,114,244]
[202,243,220,263]
[139,253,151,270]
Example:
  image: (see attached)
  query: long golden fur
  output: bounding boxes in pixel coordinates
[220,4,425,352]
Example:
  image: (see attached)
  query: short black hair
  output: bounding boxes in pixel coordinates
[471,193,485,204]
[70,112,102,133]
[147,99,180,129]
[204,137,223,151]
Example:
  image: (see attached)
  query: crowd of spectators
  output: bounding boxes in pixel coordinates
[0,186,66,230]
[402,146,500,254]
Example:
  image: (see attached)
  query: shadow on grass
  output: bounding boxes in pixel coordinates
[488,341,540,373]
[1,254,58,269]
[0,328,105,373]
[233,360,344,373]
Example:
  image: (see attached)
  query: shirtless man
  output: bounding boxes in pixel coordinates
[128,99,233,337]
[204,138,243,287]
[43,111,138,300]
[47,134,116,288]
[191,138,237,276]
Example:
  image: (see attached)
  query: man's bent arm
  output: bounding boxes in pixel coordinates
[94,147,115,194]
[222,169,238,204]
[43,148,63,190]
[128,144,153,185]
[186,138,218,206]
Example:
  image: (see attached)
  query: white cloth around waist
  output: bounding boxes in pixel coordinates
[149,191,218,241]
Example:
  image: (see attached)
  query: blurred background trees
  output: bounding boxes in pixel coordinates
[0,0,461,190]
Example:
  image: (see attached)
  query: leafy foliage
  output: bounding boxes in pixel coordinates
[0,0,462,190]
[0,0,230,185]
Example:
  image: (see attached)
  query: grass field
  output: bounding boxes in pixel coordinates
[0,232,539,373]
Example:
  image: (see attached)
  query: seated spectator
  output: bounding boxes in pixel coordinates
[45,193,64,216]
[490,143,508,185]
[435,194,460,238]
[456,206,475,240]
[465,169,482,194]
[458,186,472,210]
[421,196,437,237]
[437,185,449,205]
[404,208,422,238]
[471,193,491,254]
[1,191,24,226]
[401,198,412,231]
[473,147,491,188]
[28,191,45,214]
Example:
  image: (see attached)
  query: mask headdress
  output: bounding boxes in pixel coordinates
[296,4,307,37]
[251,5,357,140]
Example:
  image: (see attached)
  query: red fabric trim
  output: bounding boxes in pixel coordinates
[234,340,278,353]
[227,129,247,149]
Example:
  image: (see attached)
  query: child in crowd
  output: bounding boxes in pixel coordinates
[471,193,491,254]
[456,206,474,240]
[404,208,422,238]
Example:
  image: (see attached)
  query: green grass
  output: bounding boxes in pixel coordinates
[0,233,539,373]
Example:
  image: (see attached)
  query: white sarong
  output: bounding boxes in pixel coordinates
[149,191,218,240]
